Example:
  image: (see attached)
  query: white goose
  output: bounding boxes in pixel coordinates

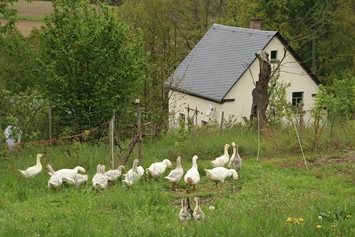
[178,199,192,222]
[184,155,200,193]
[50,166,87,180]
[74,173,88,188]
[228,142,242,171]
[211,144,230,167]
[205,167,239,188]
[193,197,205,221]
[122,159,144,186]
[19,153,44,178]
[146,159,172,178]
[164,156,184,191]
[47,164,63,189]
[105,165,125,182]
[92,164,109,190]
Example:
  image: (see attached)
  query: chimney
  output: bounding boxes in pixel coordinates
[250,19,262,30]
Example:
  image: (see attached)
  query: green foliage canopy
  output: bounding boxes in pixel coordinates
[36,0,146,130]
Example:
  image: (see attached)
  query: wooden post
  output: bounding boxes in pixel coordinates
[330,113,335,139]
[48,106,52,142]
[136,99,142,162]
[187,104,190,131]
[220,111,224,135]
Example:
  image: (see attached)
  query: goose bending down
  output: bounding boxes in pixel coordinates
[105,165,125,182]
[50,166,87,178]
[228,142,242,171]
[146,159,172,178]
[19,153,44,178]
[178,199,192,222]
[211,144,230,167]
[122,159,144,187]
[184,155,200,193]
[193,197,205,221]
[164,156,184,191]
[74,173,88,188]
[205,167,239,188]
[92,164,109,190]
[47,164,63,189]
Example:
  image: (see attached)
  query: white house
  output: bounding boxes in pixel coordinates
[165,21,320,128]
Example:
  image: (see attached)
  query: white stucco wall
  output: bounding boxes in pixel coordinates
[168,37,319,128]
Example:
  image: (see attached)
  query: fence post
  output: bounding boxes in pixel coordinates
[220,111,224,135]
[136,99,142,162]
[257,110,260,161]
[111,109,115,169]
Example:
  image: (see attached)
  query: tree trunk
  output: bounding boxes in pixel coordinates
[250,51,272,128]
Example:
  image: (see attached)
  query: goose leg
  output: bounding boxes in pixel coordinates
[185,184,190,194]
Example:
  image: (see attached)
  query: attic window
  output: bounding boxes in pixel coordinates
[270,50,277,63]
[292,92,303,106]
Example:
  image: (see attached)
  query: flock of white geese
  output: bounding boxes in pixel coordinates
[18,142,242,222]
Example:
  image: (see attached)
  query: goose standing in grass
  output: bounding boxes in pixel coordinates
[204,167,239,188]
[178,199,192,222]
[164,156,184,191]
[228,142,242,171]
[105,165,125,182]
[19,153,44,178]
[146,159,172,178]
[122,159,144,186]
[184,155,200,193]
[211,144,230,167]
[47,164,63,189]
[92,164,109,190]
[193,197,205,221]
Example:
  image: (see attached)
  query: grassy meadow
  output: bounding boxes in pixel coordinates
[1,125,355,236]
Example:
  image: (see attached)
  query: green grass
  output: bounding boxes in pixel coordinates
[17,16,44,21]
[1,127,355,236]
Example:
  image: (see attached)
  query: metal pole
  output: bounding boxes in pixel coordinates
[48,106,52,142]
[257,110,260,161]
[136,99,142,162]
[111,109,115,169]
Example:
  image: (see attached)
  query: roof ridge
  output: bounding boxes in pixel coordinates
[212,23,277,35]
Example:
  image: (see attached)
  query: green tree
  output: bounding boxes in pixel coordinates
[36,0,146,132]
[0,0,30,34]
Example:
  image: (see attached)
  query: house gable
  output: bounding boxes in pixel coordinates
[166,23,277,103]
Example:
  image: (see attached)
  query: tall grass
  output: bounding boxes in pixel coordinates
[1,124,355,236]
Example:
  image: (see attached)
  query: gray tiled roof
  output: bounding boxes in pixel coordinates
[166,23,277,102]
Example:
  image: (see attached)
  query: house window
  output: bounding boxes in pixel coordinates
[292,92,304,106]
[270,50,277,63]
[179,113,186,128]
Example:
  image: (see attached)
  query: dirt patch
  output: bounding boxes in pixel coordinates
[0,19,44,36]
[13,0,53,17]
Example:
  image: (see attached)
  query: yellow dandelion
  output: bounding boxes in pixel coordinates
[299,217,304,222]
[347,215,351,219]
[317,225,321,229]
[294,219,299,224]
[286,217,292,223]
